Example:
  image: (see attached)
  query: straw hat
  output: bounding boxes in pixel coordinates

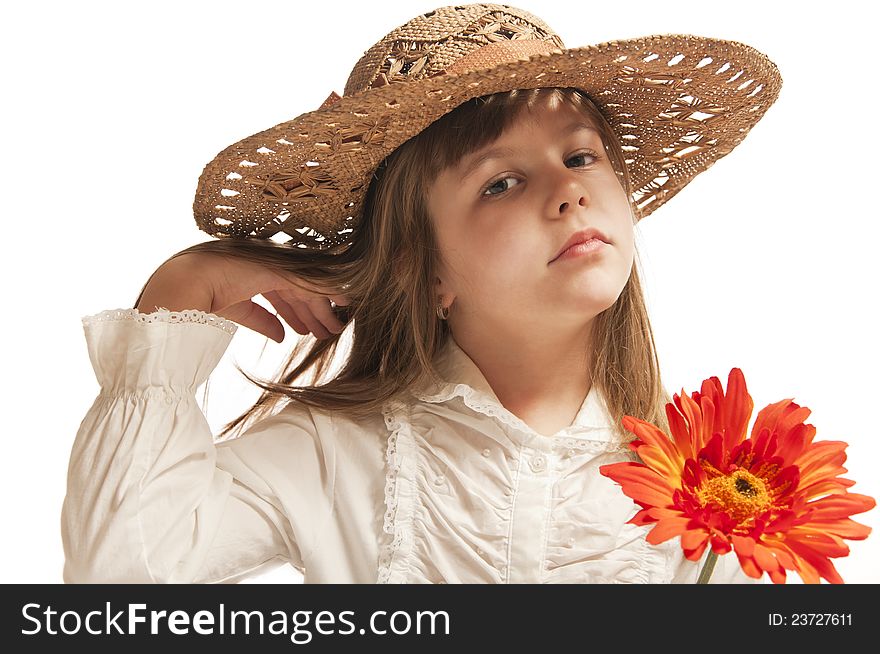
[192,3,781,247]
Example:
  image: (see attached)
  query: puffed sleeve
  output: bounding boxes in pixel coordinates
[62,308,334,584]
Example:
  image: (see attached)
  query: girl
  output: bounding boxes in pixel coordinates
[62,3,782,583]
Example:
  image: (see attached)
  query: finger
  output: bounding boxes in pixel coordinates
[263,290,310,336]
[272,271,341,298]
[329,294,352,306]
[219,300,285,343]
[277,289,340,338]
[270,290,332,339]
[217,265,312,309]
[307,295,348,334]
[290,300,333,340]
[273,271,352,307]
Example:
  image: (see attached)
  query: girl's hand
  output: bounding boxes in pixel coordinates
[134,252,352,343]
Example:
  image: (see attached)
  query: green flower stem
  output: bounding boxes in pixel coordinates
[696,550,718,584]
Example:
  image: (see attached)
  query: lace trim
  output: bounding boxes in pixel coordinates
[554,435,627,454]
[413,383,619,442]
[82,308,238,335]
[414,383,536,432]
[377,400,411,584]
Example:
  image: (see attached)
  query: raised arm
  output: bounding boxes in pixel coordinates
[62,249,350,583]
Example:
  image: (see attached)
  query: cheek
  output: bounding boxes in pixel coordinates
[444,238,526,298]
[607,190,636,254]
[617,223,635,261]
[483,233,539,276]
[452,241,515,276]
[609,227,635,280]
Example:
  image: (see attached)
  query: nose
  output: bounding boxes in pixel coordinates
[558,195,588,214]
[548,170,589,218]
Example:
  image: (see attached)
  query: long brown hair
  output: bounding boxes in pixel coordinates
[141,87,672,441]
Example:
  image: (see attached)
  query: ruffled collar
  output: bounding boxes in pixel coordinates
[409,336,618,440]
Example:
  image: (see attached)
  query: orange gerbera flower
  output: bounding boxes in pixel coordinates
[599,368,875,584]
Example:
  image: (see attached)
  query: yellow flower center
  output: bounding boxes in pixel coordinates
[697,468,773,526]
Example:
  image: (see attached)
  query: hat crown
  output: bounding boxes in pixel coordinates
[344,4,565,95]
[193,3,783,246]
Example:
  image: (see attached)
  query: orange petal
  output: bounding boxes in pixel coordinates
[630,508,658,526]
[784,540,845,584]
[792,557,821,584]
[623,485,675,508]
[775,402,814,442]
[795,441,848,484]
[730,538,765,580]
[600,463,676,502]
[804,493,876,520]
[800,517,873,540]
[776,422,814,461]
[645,516,693,543]
[798,479,853,500]
[620,415,671,448]
[683,538,709,561]
[730,534,755,557]
[709,531,733,555]
[721,368,754,453]
[753,542,784,580]
[634,443,685,483]
[767,567,787,584]
[750,427,776,463]
[677,391,706,452]
[666,402,693,460]
[753,399,812,451]
[784,530,850,558]
[812,560,845,585]
[680,528,710,552]
[700,393,717,456]
[646,506,685,523]
[737,556,765,580]
[763,541,798,572]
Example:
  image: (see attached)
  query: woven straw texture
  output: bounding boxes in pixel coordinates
[193,3,782,248]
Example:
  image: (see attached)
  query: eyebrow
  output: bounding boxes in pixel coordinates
[458,122,600,183]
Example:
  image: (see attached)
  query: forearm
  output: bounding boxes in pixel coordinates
[62,309,237,582]
[134,255,214,314]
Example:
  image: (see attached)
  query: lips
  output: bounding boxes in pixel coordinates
[550,228,610,263]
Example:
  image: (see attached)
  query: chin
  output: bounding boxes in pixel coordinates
[569,278,628,308]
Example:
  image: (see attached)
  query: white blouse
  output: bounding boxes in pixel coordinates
[62,308,760,584]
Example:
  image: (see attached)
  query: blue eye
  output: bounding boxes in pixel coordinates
[480,150,600,198]
[566,152,597,167]
[483,177,521,196]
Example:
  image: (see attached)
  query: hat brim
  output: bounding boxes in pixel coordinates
[193,33,781,245]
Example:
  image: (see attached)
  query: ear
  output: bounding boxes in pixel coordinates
[435,275,456,309]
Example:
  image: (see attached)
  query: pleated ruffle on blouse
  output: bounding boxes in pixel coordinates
[376,339,678,584]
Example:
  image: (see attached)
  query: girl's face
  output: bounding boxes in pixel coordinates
[427,96,635,337]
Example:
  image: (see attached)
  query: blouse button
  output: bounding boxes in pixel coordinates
[504,487,513,497]
[481,448,491,457]
[434,475,445,486]
[529,454,547,473]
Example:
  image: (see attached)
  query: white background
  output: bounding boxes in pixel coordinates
[2,0,877,584]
